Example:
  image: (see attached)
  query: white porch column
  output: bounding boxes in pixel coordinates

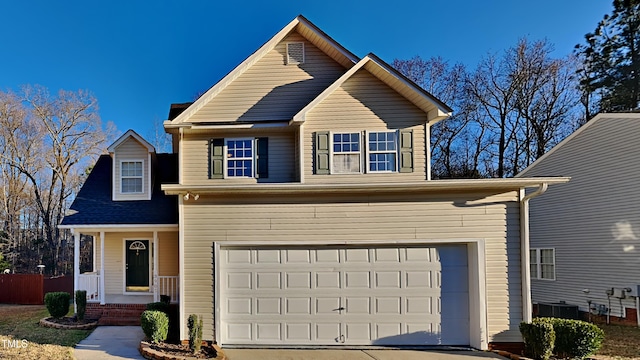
[100,231,105,305]
[153,231,159,302]
[92,234,97,272]
[73,230,80,313]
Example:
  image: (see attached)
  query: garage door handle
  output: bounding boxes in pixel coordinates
[333,307,345,311]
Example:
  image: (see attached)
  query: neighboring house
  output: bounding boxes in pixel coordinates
[60,15,568,349]
[517,113,640,325]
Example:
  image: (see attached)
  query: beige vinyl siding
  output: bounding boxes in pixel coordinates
[158,232,179,276]
[100,232,178,294]
[181,130,297,184]
[189,32,346,123]
[303,69,428,183]
[113,137,150,201]
[181,191,522,342]
[522,115,640,317]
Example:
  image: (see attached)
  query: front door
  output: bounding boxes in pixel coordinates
[126,240,149,292]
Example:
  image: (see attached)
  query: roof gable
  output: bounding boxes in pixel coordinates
[107,129,155,153]
[292,54,452,124]
[167,15,359,126]
[517,113,640,177]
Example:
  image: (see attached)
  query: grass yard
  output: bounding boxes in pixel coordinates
[0,304,93,360]
[594,323,640,359]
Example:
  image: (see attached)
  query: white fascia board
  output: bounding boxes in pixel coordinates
[162,177,570,195]
[57,224,178,232]
[107,129,155,153]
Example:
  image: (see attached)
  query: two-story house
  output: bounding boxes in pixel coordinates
[60,15,568,349]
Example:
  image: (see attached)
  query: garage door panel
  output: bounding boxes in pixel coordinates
[220,245,469,346]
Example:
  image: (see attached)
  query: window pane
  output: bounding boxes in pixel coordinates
[226,139,254,177]
[333,154,360,173]
[122,178,142,193]
[540,249,554,264]
[530,263,538,279]
[368,132,397,172]
[541,264,555,279]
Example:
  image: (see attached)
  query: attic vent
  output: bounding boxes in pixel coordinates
[287,42,305,65]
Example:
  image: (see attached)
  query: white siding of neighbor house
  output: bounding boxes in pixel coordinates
[303,69,428,183]
[188,32,347,123]
[520,115,640,317]
[96,231,179,295]
[181,129,297,184]
[112,137,151,201]
[180,191,523,343]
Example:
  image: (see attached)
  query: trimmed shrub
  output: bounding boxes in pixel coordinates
[520,321,555,360]
[141,310,169,344]
[188,314,203,353]
[533,317,605,359]
[146,301,169,313]
[44,292,70,319]
[75,290,87,321]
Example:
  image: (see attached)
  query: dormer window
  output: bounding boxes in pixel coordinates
[121,161,143,193]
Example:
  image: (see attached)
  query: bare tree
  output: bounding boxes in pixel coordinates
[0,86,111,274]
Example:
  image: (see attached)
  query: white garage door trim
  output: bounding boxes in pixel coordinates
[213,239,487,350]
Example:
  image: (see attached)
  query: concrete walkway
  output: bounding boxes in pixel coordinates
[223,348,506,360]
[74,326,145,360]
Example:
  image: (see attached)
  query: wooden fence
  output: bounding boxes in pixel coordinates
[0,274,74,305]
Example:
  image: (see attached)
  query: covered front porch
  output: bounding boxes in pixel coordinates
[71,226,180,306]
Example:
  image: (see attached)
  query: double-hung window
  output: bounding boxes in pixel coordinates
[332,133,361,174]
[226,139,254,178]
[315,130,413,175]
[121,161,143,193]
[209,137,268,179]
[530,248,555,280]
[368,131,397,172]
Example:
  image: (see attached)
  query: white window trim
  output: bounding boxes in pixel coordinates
[366,130,399,173]
[531,248,556,281]
[329,131,363,175]
[119,159,144,194]
[224,138,256,179]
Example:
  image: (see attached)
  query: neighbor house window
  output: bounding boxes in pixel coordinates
[531,248,555,280]
[226,139,254,177]
[332,133,361,174]
[368,131,397,172]
[121,161,143,193]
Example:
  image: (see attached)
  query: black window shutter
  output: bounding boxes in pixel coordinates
[315,131,330,175]
[399,129,414,173]
[210,138,224,179]
[256,137,269,178]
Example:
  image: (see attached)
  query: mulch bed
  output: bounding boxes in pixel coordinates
[141,341,219,359]
[39,316,98,330]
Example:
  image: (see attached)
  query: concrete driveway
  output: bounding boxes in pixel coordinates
[222,348,506,360]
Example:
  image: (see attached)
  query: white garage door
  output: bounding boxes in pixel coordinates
[219,245,469,346]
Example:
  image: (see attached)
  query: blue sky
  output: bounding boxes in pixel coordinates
[0,1,611,143]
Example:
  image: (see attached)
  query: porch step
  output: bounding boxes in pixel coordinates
[87,303,147,326]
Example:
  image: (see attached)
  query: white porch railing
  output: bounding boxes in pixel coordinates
[157,276,179,303]
[78,272,100,301]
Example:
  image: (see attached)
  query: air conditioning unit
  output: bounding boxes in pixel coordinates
[538,302,579,319]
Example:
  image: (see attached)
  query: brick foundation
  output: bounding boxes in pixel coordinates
[86,303,147,326]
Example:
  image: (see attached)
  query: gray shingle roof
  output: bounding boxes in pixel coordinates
[60,153,178,226]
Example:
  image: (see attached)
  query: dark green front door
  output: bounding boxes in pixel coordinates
[126,240,149,291]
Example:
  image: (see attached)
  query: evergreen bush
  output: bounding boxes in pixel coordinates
[75,290,87,321]
[520,321,555,360]
[532,317,605,359]
[140,310,169,344]
[44,292,70,319]
[188,314,203,353]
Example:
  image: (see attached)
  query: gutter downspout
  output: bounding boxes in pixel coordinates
[520,183,548,323]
